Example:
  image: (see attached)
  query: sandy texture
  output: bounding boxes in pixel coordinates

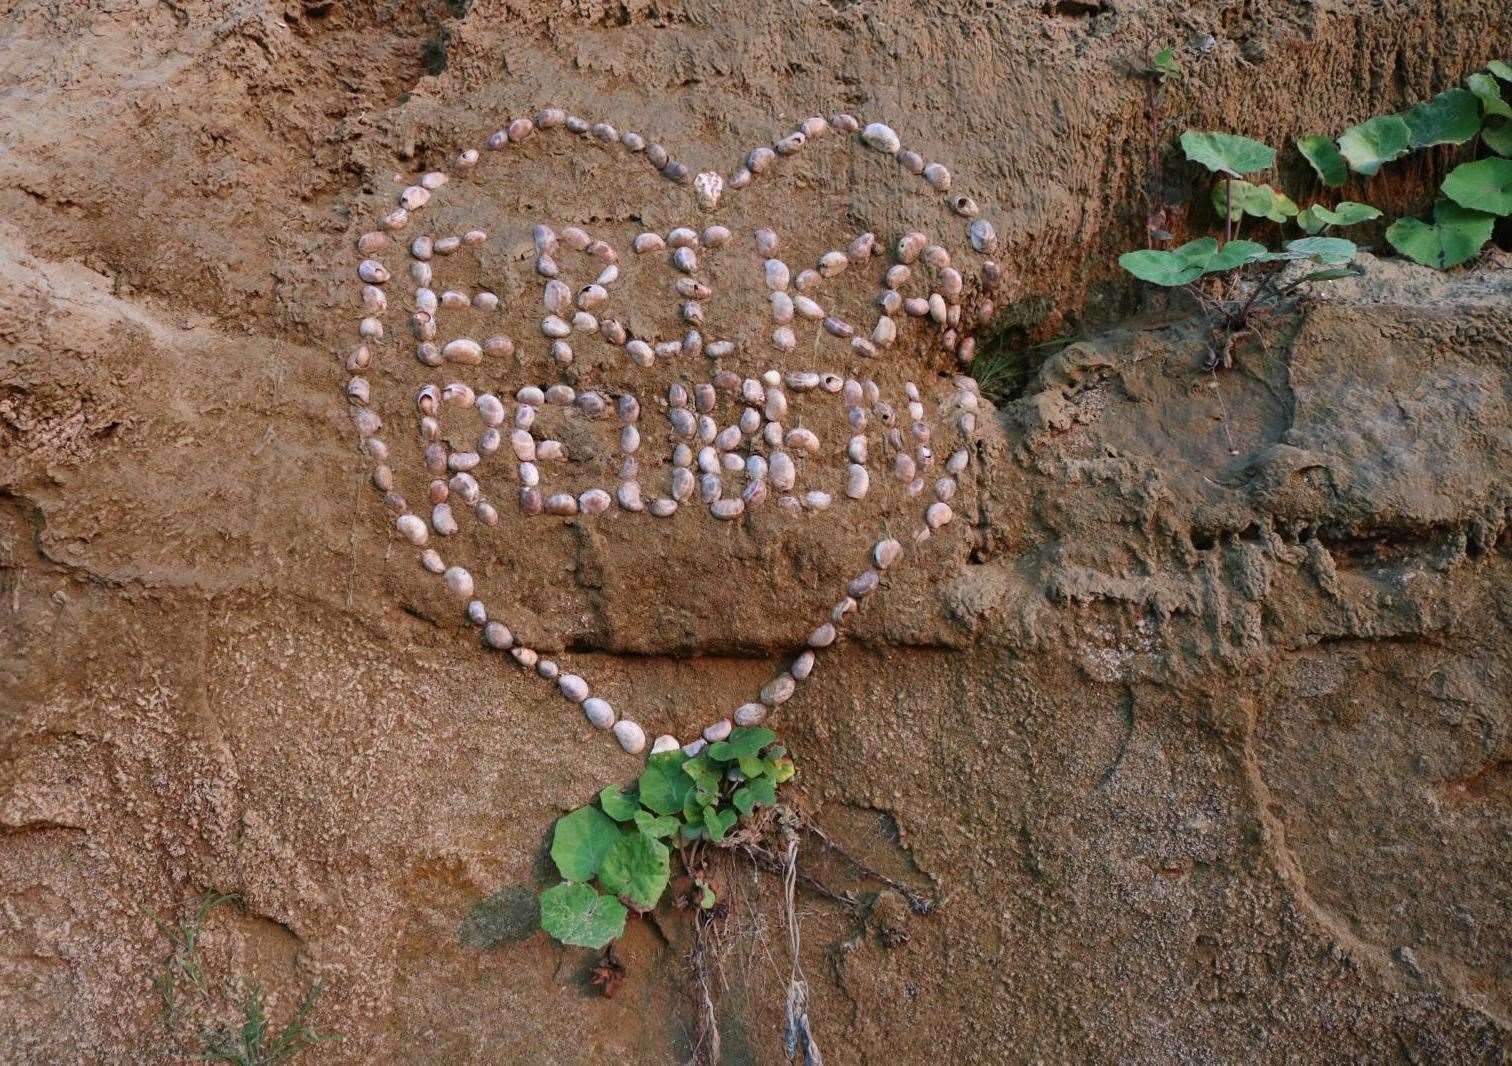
[2,0,1509,1062]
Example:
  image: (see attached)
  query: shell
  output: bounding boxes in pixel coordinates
[832,597,857,624]
[808,622,837,648]
[651,735,681,755]
[818,251,848,278]
[786,427,820,454]
[734,702,768,726]
[894,453,917,482]
[935,477,957,502]
[579,488,612,515]
[845,464,870,499]
[672,247,698,274]
[848,569,880,598]
[772,326,796,352]
[702,225,731,247]
[923,162,952,191]
[763,259,790,291]
[802,490,832,511]
[871,315,897,347]
[832,113,860,133]
[545,493,578,516]
[357,231,389,254]
[747,146,776,173]
[847,435,868,464]
[559,673,589,703]
[511,646,539,669]
[861,122,901,153]
[775,132,806,155]
[617,481,644,512]
[649,498,678,517]
[897,232,927,263]
[926,502,953,529]
[947,448,970,474]
[711,498,745,520]
[432,504,460,536]
[792,650,816,681]
[633,232,666,255]
[896,150,925,175]
[613,720,647,754]
[395,514,428,545]
[646,143,669,168]
[583,697,615,730]
[771,291,795,324]
[357,259,390,284]
[694,171,724,209]
[949,194,981,218]
[703,719,733,742]
[760,673,796,707]
[969,218,998,253]
[420,549,444,573]
[484,621,513,649]
[848,232,877,259]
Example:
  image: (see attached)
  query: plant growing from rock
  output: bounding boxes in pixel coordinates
[538,726,796,949]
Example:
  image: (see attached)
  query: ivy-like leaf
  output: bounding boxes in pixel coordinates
[1399,88,1482,147]
[598,784,640,822]
[770,758,797,784]
[737,755,766,779]
[550,806,623,882]
[1440,157,1512,215]
[539,883,627,949]
[680,754,723,796]
[702,806,738,843]
[1147,46,1182,81]
[1336,115,1411,175]
[1296,201,1383,234]
[1467,73,1512,120]
[1385,201,1495,270]
[732,787,757,816]
[1179,131,1276,176]
[638,752,693,816]
[1297,134,1348,187]
[1484,119,1512,157]
[725,727,777,759]
[1212,180,1297,223]
[599,831,671,912]
[633,810,679,838]
[744,775,777,808]
[697,882,717,910]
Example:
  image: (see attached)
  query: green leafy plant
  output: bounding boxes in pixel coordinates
[539,727,795,950]
[1142,46,1182,83]
[200,982,335,1066]
[1296,201,1382,234]
[147,890,238,1025]
[1385,200,1498,269]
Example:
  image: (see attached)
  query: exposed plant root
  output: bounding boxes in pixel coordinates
[778,819,824,1066]
[688,912,722,1066]
[795,817,937,916]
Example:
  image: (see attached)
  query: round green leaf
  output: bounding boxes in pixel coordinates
[702,806,738,842]
[637,752,694,816]
[1297,134,1348,187]
[598,784,640,822]
[1296,201,1381,234]
[1203,239,1268,273]
[1281,237,1357,265]
[1212,180,1297,223]
[1386,202,1495,269]
[1119,237,1218,287]
[1484,119,1512,156]
[539,882,627,949]
[1179,130,1276,177]
[1441,157,1512,215]
[680,753,723,797]
[550,805,622,882]
[1337,115,1411,175]
[1399,88,1482,147]
[599,831,670,912]
[1467,73,1512,120]
[726,727,776,758]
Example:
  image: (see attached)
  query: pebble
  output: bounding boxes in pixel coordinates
[874,538,903,569]
[848,570,880,597]
[861,122,901,153]
[613,720,647,754]
[761,674,796,706]
[484,622,513,649]
[652,735,681,755]
[583,698,615,730]
[808,622,837,648]
[734,703,768,726]
[926,502,953,528]
[559,673,589,703]
[703,719,733,742]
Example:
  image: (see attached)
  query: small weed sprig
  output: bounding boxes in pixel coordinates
[200,982,335,1066]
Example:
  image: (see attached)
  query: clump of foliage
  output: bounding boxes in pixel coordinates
[1296,60,1511,268]
[201,983,334,1066]
[148,890,238,1026]
[539,727,795,949]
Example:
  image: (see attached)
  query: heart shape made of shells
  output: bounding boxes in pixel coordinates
[345,108,1002,757]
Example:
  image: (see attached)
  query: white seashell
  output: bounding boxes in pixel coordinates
[772,326,796,352]
[935,477,957,502]
[545,493,578,516]
[760,673,796,706]
[947,448,970,475]
[559,673,589,703]
[649,497,678,517]
[476,394,506,426]
[535,108,566,128]
[734,702,768,726]
[591,122,618,142]
[846,464,870,499]
[818,251,848,277]
[651,735,681,755]
[583,698,615,730]
[508,117,535,141]
[613,720,647,754]
[771,291,795,324]
[847,435,868,464]
[949,194,981,218]
[792,650,816,681]
[702,225,731,247]
[748,147,776,173]
[754,228,780,255]
[516,386,545,405]
[808,622,837,648]
[357,231,389,254]
[672,247,698,274]
[703,719,733,742]
[475,502,499,526]
[346,377,370,405]
[928,293,948,324]
[768,452,796,491]
[694,171,724,209]
[784,371,820,390]
[849,232,877,259]
[617,481,644,512]
[896,149,925,175]
[399,186,429,211]
[722,450,747,472]
[509,430,536,462]
[395,514,428,545]
[371,465,394,492]
[832,597,857,623]
[420,548,444,573]
[357,259,390,284]
[711,498,745,519]
[511,646,539,669]
[894,453,916,482]
[939,268,964,298]
[923,162,951,191]
[633,232,666,255]
[861,122,901,153]
[622,131,646,151]
[786,296,820,322]
[432,504,459,536]
[801,115,829,137]
[625,340,654,368]
[926,502,953,529]
[579,489,612,515]
[775,132,806,155]
[381,208,408,230]
[542,316,571,338]
[449,472,480,504]
[361,285,387,312]
[786,427,820,454]
[698,470,721,501]
[802,490,832,511]
[519,488,543,515]
[764,259,790,291]
[848,569,880,597]
[484,621,513,649]
[969,218,998,253]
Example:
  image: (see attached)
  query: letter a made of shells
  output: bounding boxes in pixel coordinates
[347,110,1003,756]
